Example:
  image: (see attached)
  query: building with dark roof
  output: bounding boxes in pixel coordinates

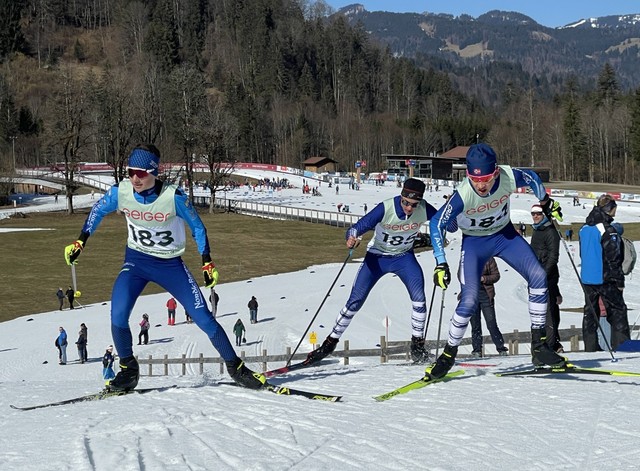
[302,157,337,173]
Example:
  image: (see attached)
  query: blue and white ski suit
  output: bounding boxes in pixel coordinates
[430,166,549,347]
[329,195,437,339]
[79,179,237,361]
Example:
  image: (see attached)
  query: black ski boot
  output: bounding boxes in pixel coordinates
[425,344,458,379]
[531,328,566,367]
[306,336,339,364]
[410,336,431,363]
[108,356,139,391]
[226,359,266,390]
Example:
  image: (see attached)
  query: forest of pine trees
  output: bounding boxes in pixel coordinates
[2,0,640,192]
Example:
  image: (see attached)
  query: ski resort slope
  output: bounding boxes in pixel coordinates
[2,171,640,470]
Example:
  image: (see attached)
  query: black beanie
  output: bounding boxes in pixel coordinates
[401,178,425,200]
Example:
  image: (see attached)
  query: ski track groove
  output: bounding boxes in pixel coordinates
[158,407,220,470]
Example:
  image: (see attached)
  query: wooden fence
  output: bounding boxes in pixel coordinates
[136,324,609,377]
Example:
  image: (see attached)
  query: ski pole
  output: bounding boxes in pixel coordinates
[211,288,217,318]
[550,219,616,361]
[285,248,354,366]
[434,288,446,358]
[71,264,78,292]
[422,284,438,339]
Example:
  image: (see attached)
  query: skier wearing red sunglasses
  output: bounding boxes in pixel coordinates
[426,143,566,379]
[63,144,265,391]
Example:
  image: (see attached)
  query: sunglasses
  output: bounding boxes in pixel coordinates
[467,169,498,183]
[400,198,420,208]
[531,212,543,216]
[128,168,150,178]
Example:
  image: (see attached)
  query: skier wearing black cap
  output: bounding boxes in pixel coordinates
[307,177,439,364]
[427,143,566,379]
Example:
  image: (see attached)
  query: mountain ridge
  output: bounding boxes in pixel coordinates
[334,4,640,93]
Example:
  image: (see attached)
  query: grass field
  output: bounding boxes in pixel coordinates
[0,209,364,323]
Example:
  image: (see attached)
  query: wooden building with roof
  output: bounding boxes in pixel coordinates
[302,157,337,173]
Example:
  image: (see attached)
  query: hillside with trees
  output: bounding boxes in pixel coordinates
[2,0,640,196]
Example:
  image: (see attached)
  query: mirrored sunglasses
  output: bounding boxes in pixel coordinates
[128,168,150,178]
[400,198,419,208]
[467,169,498,183]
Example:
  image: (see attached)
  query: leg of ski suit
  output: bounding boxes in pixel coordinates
[111,248,237,361]
[448,224,547,346]
[330,251,427,339]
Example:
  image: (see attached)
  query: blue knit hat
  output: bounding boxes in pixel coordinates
[466,143,497,177]
[128,148,160,176]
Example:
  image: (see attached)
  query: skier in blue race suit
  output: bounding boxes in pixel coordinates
[307,178,438,364]
[64,144,266,391]
[426,143,567,379]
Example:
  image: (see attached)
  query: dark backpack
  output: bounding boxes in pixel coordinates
[621,237,637,276]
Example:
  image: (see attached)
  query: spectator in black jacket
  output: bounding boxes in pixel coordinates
[65,286,75,309]
[530,204,564,352]
[248,296,259,324]
[75,324,88,363]
[56,288,65,310]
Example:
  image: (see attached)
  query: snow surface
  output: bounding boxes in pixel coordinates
[2,170,640,471]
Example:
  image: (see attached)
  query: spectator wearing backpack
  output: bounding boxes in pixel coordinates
[612,222,637,277]
[579,194,630,351]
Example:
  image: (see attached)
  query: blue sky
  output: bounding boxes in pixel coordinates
[324,1,640,28]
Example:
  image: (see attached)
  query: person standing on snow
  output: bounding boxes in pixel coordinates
[138,313,150,345]
[166,297,177,326]
[467,257,508,357]
[530,203,564,353]
[56,326,68,365]
[427,143,567,379]
[102,345,116,386]
[233,319,246,346]
[307,178,440,365]
[75,325,87,364]
[579,194,630,351]
[248,296,258,324]
[63,144,266,392]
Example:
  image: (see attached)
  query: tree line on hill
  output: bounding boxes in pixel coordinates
[1,0,640,211]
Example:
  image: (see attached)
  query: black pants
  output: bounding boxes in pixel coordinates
[546,282,562,349]
[470,288,506,353]
[583,283,630,351]
[138,330,149,345]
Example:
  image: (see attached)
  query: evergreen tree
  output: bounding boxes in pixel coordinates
[144,0,180,71]
[0,0,27,60]
[562,78,586,181]
[629,87,640,162]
